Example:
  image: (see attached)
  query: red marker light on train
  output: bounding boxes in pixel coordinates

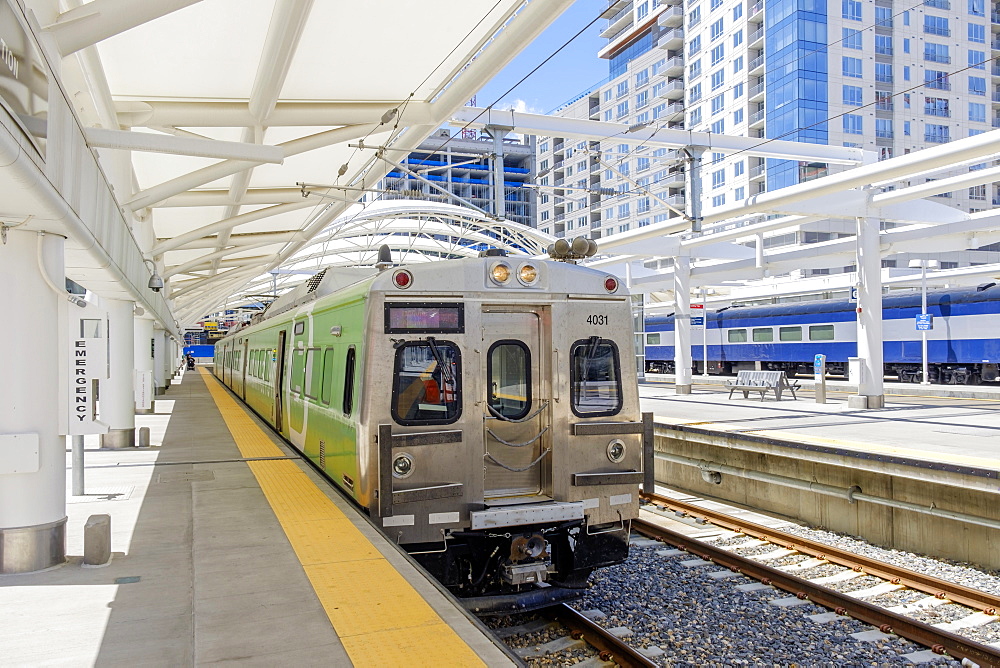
[393,270,413,289]
[604,277,618,293]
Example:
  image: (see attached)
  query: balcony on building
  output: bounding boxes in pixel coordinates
[749,0,763,18]
[750,162,766,180]
[663,101,685,119]
[749,108,765,127]
[660,80,685,99]
[992,9,1000,24]
[749,80,765,100]
[663,55,684,76]
[748,25,764,47]
[749,53,765,74]
[600,1,634,40]
[658,27,684,49]
[657,4,683,27]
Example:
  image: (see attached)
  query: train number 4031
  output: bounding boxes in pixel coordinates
[587,314,609,326]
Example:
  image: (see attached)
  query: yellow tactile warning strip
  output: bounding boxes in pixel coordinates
[198,368,487,667]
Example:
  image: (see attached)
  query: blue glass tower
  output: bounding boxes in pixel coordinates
[764,0,828,191]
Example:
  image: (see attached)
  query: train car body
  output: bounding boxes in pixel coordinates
[214,253,649,611]
[645,284,1000,384]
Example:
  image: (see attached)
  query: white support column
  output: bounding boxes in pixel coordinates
[853,215,885,409]
[153,328,167,395]
[134,317,154,413]
[100,298,136,448]
[0,231,67,573]
[674,253,693,394]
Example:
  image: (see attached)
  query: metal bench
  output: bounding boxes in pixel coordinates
[724,370,799,401]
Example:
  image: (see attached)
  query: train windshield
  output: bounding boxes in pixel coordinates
[487,341,531,420]
[570,338,623,417]
[391,340,462,425]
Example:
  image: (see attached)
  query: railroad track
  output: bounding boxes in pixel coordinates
[488,603,658,667]
[638,491,1000,667]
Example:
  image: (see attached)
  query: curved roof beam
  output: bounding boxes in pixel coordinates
[115,100,435,128]
[46,0,203,56]
[84,127,284,163]
[126,123,379,212]
[151,200,314,256]
[158,188,305,207]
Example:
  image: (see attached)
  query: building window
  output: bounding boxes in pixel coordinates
[903,38,910,53]
[843,28,862,49]
[616,101,629,118]
[712,194,726,207]
[969,76,986,95]
[616,81,629,98]
[539,142,549,153]
[711,69,724,90]
[618,203,630,218]
[924,97,950,117]
[635,68,649,87]
[733,4,742,20]
[733,55,744,73]
[688,6,701,24]
[652,81,665,97]
[875,90,892,111]
[712,168,725,188]
[903,65,910,81]
[710,18,724,40]
[875,118,893,139]
[689,59,703,79]
[733,29,743,47]
[603,89,613,103]
[690,106,702,125]
[711,44,724,65]
[969,102,986,123]
[734,186,745,200]
[637,197,650,214]
[970,0,985,15]
[875,63,892,83]
[842,0,862,20]
[689,35,702,55]
[875,35,892,55]
[541,211,549,221]
[924,42,949,63]
[843,114,863,134]
[734,161,744,177]
[924,70,949,90]
[843,85,862,106]
[924,123,950,143]
[603,109,613,122]
[969,184,987,200]
[923,15,949,36]
[875,6,893,26]
[636,90,649,109]
[711,119,724,134]
[652,103,666,119]
[969,49,986,69]
[969,23,986,43]
[637,157,650,172]
[733,108,744,124]
[733,82,744,98]
[711,0,722,10]
[637,1,649,20]
[711,93,725,115]
[904,121,911,136]
[842,57,862,78]
[690,83,702,103]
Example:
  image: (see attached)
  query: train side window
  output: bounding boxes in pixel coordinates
[569,338,623,417]
[391,341,462,425]
[779,326,802,341]
[343,347,356,416]
[320,348,336,405]
[752,328,773,342]
[728,329,747,343]
[304,348,322,400]
[487,341,531,420]
[646,332,661,345]
[809,325,835,341]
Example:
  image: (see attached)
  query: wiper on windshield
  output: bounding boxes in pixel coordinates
[424,336,453,383]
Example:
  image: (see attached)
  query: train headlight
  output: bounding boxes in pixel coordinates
[490,262,512,285]
[392,453,414,478]
[517,263,538,286]
[607,439,626,463]
[392,269,413,289]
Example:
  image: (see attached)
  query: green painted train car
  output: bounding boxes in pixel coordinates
[214,251,652,612]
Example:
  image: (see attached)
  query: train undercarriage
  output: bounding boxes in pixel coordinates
[645,360,999,385]
[408,520,629,614]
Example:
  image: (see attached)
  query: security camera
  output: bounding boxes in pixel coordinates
[148,273,164,292]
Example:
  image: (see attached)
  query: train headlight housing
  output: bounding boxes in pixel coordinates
[607,439,626,463]
[490,262,512,285]
[392,269,413,289]
[517,263,538,286]
[392,453,414,478]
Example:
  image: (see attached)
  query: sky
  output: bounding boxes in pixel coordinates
[475,1,609,115]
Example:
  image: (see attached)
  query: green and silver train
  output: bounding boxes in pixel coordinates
[214,248,652,612]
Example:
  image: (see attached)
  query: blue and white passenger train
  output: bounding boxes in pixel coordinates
[645,284,1000,384]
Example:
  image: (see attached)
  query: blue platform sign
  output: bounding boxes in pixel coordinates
[916,314,933,331]
[691,316,704,326]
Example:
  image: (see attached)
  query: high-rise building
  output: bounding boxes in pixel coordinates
[537,0,999,276]
[380,129,537,227]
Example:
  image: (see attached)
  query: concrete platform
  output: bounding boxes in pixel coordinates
[640,376,1000,469]
[0,368,512,667]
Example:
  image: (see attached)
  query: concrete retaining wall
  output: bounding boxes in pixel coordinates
[654,423,1000,570]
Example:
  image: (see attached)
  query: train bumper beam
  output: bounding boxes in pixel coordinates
[461,584,583,615]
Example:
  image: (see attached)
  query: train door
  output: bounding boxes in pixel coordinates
[274,330,287,434]
[482,310,547,500]
[241,338,249,400]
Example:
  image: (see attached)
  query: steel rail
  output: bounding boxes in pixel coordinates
[635,512,1000,666]
[641,492,1000,615]
[546,603,659,668]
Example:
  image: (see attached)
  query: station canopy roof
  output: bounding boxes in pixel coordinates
[54,0,572,324]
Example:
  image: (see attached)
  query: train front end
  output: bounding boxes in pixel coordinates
[357,252,651,613]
